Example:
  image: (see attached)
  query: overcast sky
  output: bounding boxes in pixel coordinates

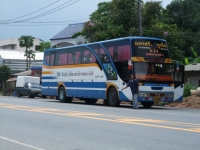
[0,0,172,41]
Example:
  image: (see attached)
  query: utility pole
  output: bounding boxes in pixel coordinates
[138,0,142,36]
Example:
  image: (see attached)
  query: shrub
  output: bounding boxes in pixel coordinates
[184,83,196,97]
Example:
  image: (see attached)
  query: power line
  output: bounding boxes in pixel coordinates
[12,0,80,24]
[0,0,53,13]
[1,0,61,22]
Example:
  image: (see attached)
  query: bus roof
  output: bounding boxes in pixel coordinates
[45,36,166,52]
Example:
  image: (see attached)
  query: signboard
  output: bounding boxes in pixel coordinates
[132,39,170,58]
[135,74,173,81]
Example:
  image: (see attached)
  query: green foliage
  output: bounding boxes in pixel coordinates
[24,50,36,69]
[184,83,196,98]
[36,41,50,52]
[73,0,200,65]
[18,35,35,70]
[0,65,11,93]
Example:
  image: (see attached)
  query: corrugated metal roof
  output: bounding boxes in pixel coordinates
[0,50,43,60]
[185,63,200,71]
[13,70,31,76]
[50,23,84,40]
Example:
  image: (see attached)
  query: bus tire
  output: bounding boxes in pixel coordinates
[108,87,120,107]
[59,86,72,103]
[84,99,97,104]
[141,102,154,108]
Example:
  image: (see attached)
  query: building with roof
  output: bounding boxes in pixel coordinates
[185,63,200,87]
[0,50,44,74]
[50,23,87,48]
[0,38,41,52]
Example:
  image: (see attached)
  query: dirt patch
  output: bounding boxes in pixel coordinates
[167,96,200,109]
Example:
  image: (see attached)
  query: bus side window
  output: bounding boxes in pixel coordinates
[68,47,82,64]
[82,48,97,63]
[55,49,68,66]
[115,40,131,61]
[82,48,91,63]
[44,52,50,65]
[50,52,55,66]
[103,42,115,60]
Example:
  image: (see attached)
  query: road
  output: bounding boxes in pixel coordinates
[0,96,200,150]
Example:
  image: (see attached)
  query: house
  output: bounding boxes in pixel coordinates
[185,63,200,87]
[0,38,41,52]
[50,23,87,48]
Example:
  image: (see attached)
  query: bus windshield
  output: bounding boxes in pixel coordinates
[134,62,173,82]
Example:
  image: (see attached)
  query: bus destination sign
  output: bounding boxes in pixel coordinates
[132,39,170,58]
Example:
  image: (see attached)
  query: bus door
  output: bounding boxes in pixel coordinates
[173,64,185,102]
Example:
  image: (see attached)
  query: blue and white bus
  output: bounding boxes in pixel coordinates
[42,36,184,108]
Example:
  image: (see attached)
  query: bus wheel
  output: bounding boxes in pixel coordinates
[141,102,154,108]
[59,86,72,103]
[108,87,120,107]
[85,99,97,104]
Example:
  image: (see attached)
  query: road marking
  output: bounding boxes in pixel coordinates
[0,136,45,150]
[1,103,200,133]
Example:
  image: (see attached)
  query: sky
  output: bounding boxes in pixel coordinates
[0,0,172,41]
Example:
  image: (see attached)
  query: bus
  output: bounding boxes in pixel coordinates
[41,36,184,108]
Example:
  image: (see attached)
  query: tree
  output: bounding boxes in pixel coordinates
[0,65,11,93]
[24,50,36,69]
[36,41,50,52]
[18,36,35,70]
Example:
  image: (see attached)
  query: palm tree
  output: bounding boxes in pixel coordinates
[24,50,36,69]
[18,36,35,70]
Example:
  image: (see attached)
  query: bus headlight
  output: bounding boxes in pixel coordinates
[167,94,174,97]
[139,93,147,97]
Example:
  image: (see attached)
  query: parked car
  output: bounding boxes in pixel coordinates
[17,82,42,98]
[16,76,46,98]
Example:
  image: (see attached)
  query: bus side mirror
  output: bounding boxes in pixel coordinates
[175,62,179,71]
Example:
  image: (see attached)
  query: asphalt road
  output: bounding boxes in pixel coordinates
[0,96,200,150]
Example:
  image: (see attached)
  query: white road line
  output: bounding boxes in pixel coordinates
[0,136,45,150]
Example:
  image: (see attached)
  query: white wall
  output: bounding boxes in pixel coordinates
[0,38,41,52]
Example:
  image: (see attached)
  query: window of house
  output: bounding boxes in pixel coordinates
[68,47,82,64]
[44,52,50,65]
[55,49,68,66]
[82,48,97,63]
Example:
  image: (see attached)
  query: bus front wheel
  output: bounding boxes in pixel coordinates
[108,87,120,107]
[59,86,72,103]
[141,102,154,108]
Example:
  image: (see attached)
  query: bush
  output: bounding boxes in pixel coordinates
[184,83,196,97]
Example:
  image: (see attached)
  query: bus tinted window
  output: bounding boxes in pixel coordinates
[82,48,96,63]
[115,40,131,61]
[103,40,131,61]
[44,52,50,65]
[55,49,68,66]
[50,52,55,66]
[68,47,82,64]
[103,42,115,59]
[89,45,110,62]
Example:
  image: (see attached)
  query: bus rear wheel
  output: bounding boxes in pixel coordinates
[59,86,72,103]
[108,87,120,107]
[141,102,154,108]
